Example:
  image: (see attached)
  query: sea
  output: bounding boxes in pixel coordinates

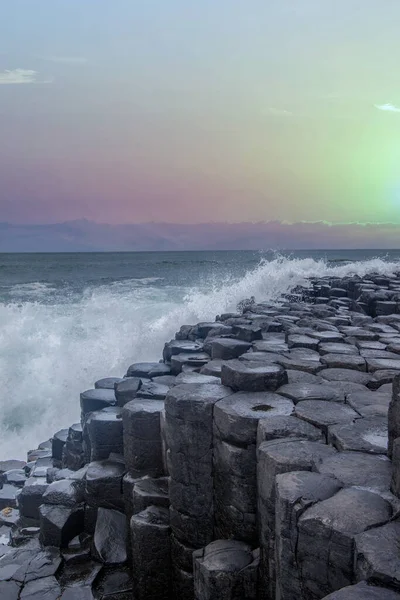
[1,249,400,460]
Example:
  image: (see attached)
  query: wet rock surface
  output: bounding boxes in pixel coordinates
[2,271,400,599]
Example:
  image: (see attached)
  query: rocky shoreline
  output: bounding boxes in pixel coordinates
[1,271,400,599]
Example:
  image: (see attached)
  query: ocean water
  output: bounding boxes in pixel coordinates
[1,249,400,460]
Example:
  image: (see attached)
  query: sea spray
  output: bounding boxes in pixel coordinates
[0,256,399,460]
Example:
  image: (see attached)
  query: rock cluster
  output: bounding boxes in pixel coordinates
[1,271,400,599]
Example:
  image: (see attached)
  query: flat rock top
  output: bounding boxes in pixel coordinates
[277,383,344,403]
[355,521,400,584]
[215,392,294,419]
[222,360,284,374]
[199,540,253,572]
[295,400,359,427]
[85,460,125,481]
[322,582,400,599]
[299,488,392,536]
[276,471,342,504]
[315,451,391,491]
[321,369,372,385]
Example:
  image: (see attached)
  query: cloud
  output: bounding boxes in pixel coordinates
[263,107,293,117]
[38,56,88,65]
[374,103,400,113]
[0,69,38,84]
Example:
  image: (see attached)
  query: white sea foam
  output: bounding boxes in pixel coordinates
[0,256,398,460]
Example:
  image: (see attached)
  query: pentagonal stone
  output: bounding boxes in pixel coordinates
[18,477,49,520]
[39,504,84,547]
[361,350,400,359]
[369,370,399,390]
[95,377,123,389]
[239,351,282,363]
[286,348,322,362]
[43,479,83,506]
[80,389,116,416]
[392,438,400,497]
[233,324,263,342]
[214,392,293,445]
[329,416,388,454]
[210,338,251,360]
[86,407,123,461]
[321,581,400,599]
[295,400,359,435]
[114,377,142,407]
[287,335,319,351]
[52,429,68,463]
[253,340,289,353]
[131,506,171,600]
[355,521,400,590]
[257,415,323,445]
[388,375,400,458]
[163,340,204,362]
[278,383,344,404]
[297,488,392,598]
[132,477,169,514]
[321,354,366,371]
[94,507,127,564]
[387,343,400,355]
[170,353,210,375]
[175,372,220,385]
[367,358,400,372]
[136,382,169,400]
[126,362,171,378]
[310,331,344,343]
[200,360,223,377]
[85,459,125,511]
[1,469,26,488]
[315,451,391,492]
[347,391,390,418]
[286,370,324,385]
[257,439,337,600]
[275,471,342,600]
[319,343,359,356]
[20,576,61,600]
[122,400,163,478]
[321,368,372,385]
[193,541,259,600]
[276,356,323,375]
[221,360,287,392]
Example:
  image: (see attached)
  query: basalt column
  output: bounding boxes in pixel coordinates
[165,383,233,599]
[213,391,294,544]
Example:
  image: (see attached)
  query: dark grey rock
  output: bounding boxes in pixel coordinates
[367,358,400,372]
[297,488,392,598]
[175,372,220,385]
[87,407,123,461]
[295,400,359,434]
[163,340,204,362]
[275,471,342,600]
[18,477,49,520]
[321,353,366,371]
[122,400,164,477]
[39,504,84,547]
[170,353,210,375]
[80,388,116,415]
[347,391,390,418]
[193,540,259,600]
[114,377,142,407]
[321,368,373,385]
[210,338,251,360]
[388,374,400,458]
[42,479,83,506]
[132,477,169,514]
[94,507,127,564]
[126,362,171,378]
[92,565,133,600]
[20,576,61,600]
[315,451,391,491]
[85,459,125,511]
[1,469,26,488]
[0,484,18,509]
[391,437,400,496]
[60,588,95,600]
[95,377,123,389]
[286,370,324,385]
[287,334,319,351]
[131,506,171,600]
[221,359,287,392]
[329,416,388,454]
[136,381,169,400]
[257,415,324,445]
[321,582,400,599]
[0,581,21,600]
[355,520,400,590]
[278,382,345,403]
[0,460,26,474]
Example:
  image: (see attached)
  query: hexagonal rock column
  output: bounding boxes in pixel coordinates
[221,360,287,392]
[355,520,400,591]
[213,391,293,543]
[62,423,84,471]
[80,388,117,461]
[131,506,171,600]
[132,477,169,514]
[388,374,400,458]
[257,439,337,600]
[321,582,400,600]
[86,407,123,461]
[391,438,400,497]
[297,488,392,598]
[39,504,84,547]
[275,471,342,600]
[165,383,233,596]
[122,400,164,478]
[193,540,259,600]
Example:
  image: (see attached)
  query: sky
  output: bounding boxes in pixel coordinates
[1,0,400,228]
